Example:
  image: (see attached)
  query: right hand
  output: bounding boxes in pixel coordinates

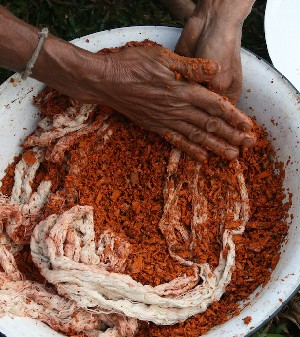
[176,16,243,105]
[175,0,256,105]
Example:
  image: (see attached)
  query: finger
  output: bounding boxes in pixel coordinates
[152,126,208,162]
[164,130,208,163]
[187,87,253,131]
[180,109,256,147]
[205,119,257,147]
[169,120,240,161]
[161,48,220,83]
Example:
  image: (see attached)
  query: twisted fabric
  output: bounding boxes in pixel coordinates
[0,96,250,335]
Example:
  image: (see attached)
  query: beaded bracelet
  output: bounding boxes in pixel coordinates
[21,27,49,80]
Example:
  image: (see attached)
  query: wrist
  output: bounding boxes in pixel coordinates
[0,6,108,104]
[194,0,256,30]
[32,36,108,103]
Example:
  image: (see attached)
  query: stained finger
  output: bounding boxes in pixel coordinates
[153,126,208,162]
[181,110,256,147]
[188,88,253,131]
[169,121,240,161]
[165,130,208,163]
[161,48,220,83]
[205,119,256,147]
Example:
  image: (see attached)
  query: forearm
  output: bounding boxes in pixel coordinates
[0,6,107,100]
[0,6,39,73]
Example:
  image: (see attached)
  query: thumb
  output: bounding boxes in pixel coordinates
[162,48,220,83]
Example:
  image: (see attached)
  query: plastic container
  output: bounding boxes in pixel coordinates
[0,26,299,337]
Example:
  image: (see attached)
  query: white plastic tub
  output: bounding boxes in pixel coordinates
[0,26,299,337]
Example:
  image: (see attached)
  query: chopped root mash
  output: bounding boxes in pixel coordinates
[0,42,290,337]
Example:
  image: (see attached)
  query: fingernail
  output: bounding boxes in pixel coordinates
[242,136,255,147]
[224,148,239,161]
[239,122,252,132]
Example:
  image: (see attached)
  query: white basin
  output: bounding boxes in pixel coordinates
[0,26,299,337]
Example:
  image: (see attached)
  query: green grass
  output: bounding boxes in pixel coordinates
[3,0,178,39]
[0,1,299,336]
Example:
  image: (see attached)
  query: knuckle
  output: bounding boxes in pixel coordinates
[187,128,207,145]
[167,87,187,107]
[206,117,221,133]
[207,95,225,116]
[166,93,178,108]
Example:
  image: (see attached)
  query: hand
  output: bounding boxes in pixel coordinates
[85,44,256,162]
[176,17,242,105]
[175,0,255,105]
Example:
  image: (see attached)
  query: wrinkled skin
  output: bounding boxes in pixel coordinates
[176,18,242,105]
[96,45,256,162]
[0,4,256,162]
[175,1,249,105]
